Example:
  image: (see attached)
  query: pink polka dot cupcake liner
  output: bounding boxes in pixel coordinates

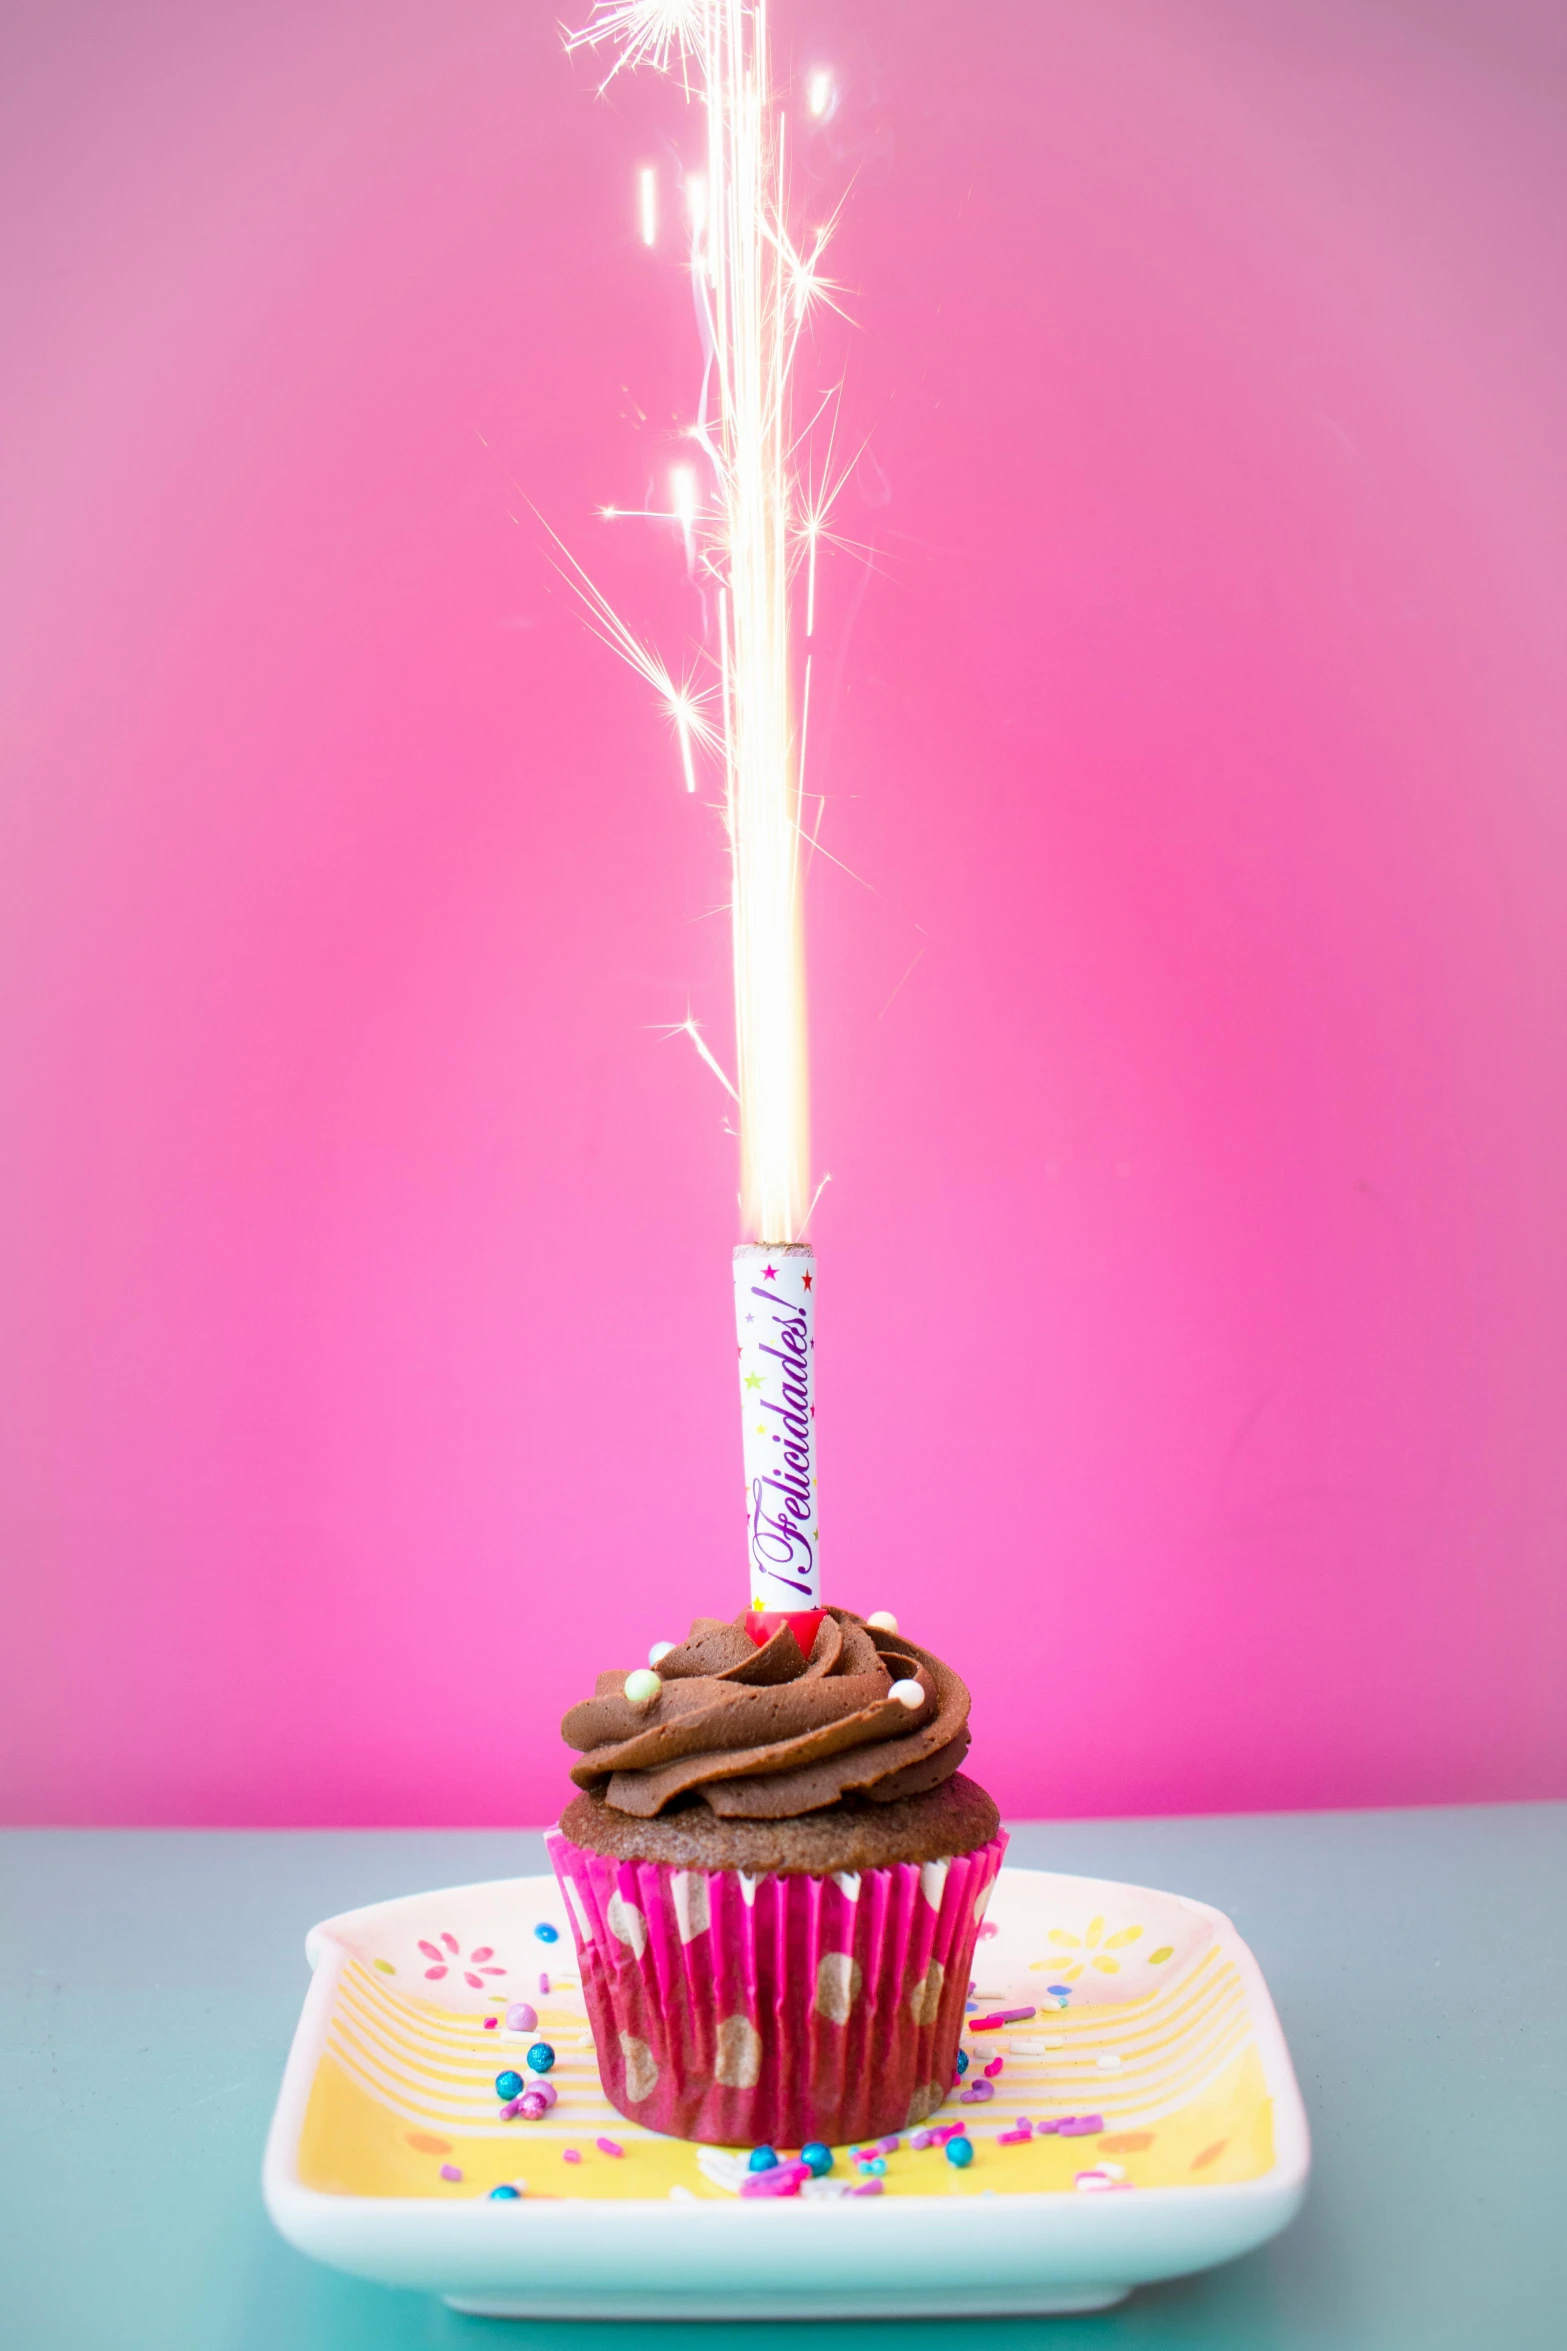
[545,1826,1008,2148]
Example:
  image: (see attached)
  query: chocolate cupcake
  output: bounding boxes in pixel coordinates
[546,1607,1006,2148]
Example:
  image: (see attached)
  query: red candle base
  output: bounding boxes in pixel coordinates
[744,1608,828,1659]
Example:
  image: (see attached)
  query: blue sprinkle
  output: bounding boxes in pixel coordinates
[945,2136,974,2169]
[859,2156,887,2177]
[955,2050,970,2076]
[748,2145,779,2173]
[494,2070,524,2100]
[488,2184,522,2201]
[1047,1985,1073,1997]
[534,1922,560,1943]
[800,2142,833,2177]
[526,2042,556,2074]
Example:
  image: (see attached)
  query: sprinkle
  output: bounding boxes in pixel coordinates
[526,2042,556,2074]
[977,1921,1001,1940]
[649,1641,675,1665]
[439,2164,463,2183]
[506,2002,539,2033]
[488,2184,522,2200]
[1075,2168,1129,2193]
[983,2057,1003,2078]
[955,2050,970,2076]
[1046,1984,1073,1998]
[997,2127,1031,2146]
[1096,2053,1123,2070]
[888,1679,924,1709]
[748,2145,780,2172]
[624,1668,662,1706]
[878,2136,901,2154]
[596,2137,624,2157]
[563,2149,581,2165]
[968,2006,1036,2032]
[496,2071,525,2100]
[483,2018,497,2031]
[959,2079,995,2104]
[1057,2115,1105,2137]
[1036,2118,1061,2133]
[848,2178,884,2196]
[866,1611,899,1633]
[742,2161,809,2198]
[930,2123,968,2145]
[856,2156,887,2177]
[945,2137,974,2170]
[534,1922,560,1944]
[539,1973,550,1994]
[800,2142,834,2176]
[910,2130,934,2151]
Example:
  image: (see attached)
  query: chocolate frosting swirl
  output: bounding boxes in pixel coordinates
[561,1609,972,1819]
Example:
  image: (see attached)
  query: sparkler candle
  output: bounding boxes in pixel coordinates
[569,0,841,1616]
[734,1240,819,1616]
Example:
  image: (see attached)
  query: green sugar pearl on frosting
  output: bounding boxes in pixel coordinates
[623,1669,662,1706]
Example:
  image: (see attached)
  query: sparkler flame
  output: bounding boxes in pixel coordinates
[570,0,845,1246]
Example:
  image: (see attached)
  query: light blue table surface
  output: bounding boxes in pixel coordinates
[2,1806,1562,2349]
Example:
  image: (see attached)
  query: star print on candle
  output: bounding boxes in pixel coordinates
[743,1372,762,1390]
[802,1272,813,1289]
[763,1265,778,1280]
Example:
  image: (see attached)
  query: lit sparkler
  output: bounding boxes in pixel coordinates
[568,0,847,1618]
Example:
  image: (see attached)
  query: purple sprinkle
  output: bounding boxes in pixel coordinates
[910,2130,934,2151]
[878,2136,901,2154]
[959,2078,996,2104]
[538,1973,550,1995]
[562,2148,581,2165]
[1058,2115,1104,2137]
[439,2164,463,2183]
[741,2160,808,2199]
[596,2137,624,2158]
[847,2178,884,2197]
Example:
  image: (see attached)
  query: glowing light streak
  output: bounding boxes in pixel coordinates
[569,0,848,1242]
[638,165,658,245]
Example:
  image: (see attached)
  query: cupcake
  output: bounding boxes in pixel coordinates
[545,1607,1005,2148]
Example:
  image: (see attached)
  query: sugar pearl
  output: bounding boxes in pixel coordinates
[866,1611,899,1634]
[624,1668,662,1706]
[648,1641,675,1666]
[506,2001,538,2033]
[888,1679,924,1709]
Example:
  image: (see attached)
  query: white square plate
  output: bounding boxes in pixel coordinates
[262,1864,1308,2317]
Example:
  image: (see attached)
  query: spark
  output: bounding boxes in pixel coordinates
[662,1011,739,1101]
[638,165,658,246]
[569,0,849,1243]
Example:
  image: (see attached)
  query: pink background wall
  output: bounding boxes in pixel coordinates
[2,0,1564,1826]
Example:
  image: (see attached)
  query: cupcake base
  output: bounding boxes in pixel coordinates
[547,1777,1007,2148]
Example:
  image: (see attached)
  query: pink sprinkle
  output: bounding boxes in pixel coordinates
[741,2161,808,2199]
[596,2137,624,2158]
[969,2004,1036,2032]
[484,2018,497,2031]
[910,2130,934,2151]
[878,2135,901,2154]
[997,2128,1031,2145]
[930,2123,967,2145]
[439,2164,463,2183]
[538,1973,550,1995]
[983,2057,1003,2078]
[562,2148,581,2165]
[848,2179,883,2197]
[977,1921,1000,1939]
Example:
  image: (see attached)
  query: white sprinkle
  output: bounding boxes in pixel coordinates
[1095,2053,1123,2071]
[888,1679,923,1710]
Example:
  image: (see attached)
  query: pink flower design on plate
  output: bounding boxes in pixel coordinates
[417,1930,506,1990]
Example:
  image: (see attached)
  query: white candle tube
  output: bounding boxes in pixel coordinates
[733,1241,819,1609]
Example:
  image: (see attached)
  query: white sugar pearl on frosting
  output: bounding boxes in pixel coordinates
[888,1678,924,1709]
[624,1669,662,1706]
[866,1611,899,1634]
[648,1641,675,1666]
